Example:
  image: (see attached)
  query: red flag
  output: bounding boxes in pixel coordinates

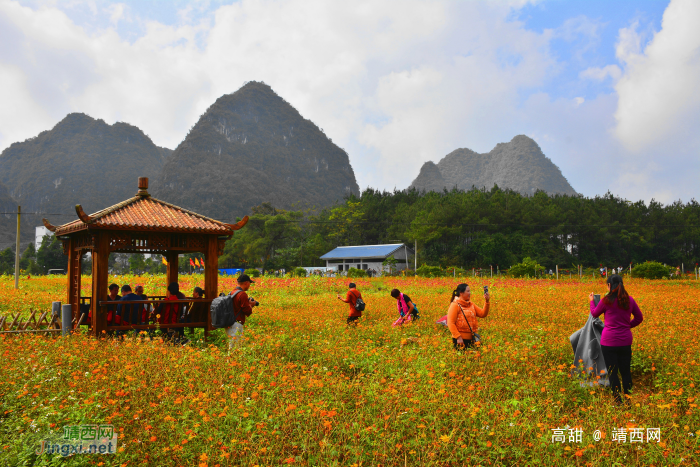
[200,258,205,267]
[189,258,195,267]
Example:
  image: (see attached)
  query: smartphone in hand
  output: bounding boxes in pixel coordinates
[483,285,489,294]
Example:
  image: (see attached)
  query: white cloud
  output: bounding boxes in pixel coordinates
[0,0,697,204]
[580,64,621,81]
[614,0,700,153]
[0,64,54,145]
[106,3,126,25]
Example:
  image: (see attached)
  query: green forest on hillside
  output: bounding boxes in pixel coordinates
[220,186,700,272]
[4,186,698,276]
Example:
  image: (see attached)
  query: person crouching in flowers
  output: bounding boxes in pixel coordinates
[446,283,489,350]
[390,289,419,326]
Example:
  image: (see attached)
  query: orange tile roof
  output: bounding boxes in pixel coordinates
[54,195,234,236]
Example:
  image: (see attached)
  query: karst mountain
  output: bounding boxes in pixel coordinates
[152,81,360,221]
[410,135,576,196]
[0,113,170,217]
[0,180,27,249]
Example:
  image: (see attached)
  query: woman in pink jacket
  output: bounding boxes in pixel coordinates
[589,274,643,404]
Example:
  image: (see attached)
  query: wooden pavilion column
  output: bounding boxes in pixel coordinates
[204,236,220,338]
[66,238,81,322]
[166,251,179,286]
[91,232,110,337]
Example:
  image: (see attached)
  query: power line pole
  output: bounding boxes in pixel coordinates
[414,239,417,272]
[14,206,20,289]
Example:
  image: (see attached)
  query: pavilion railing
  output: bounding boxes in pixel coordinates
[94,298,213,332]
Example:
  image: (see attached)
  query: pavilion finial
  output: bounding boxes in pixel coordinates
[226,215,249,231]
[137,177,150,197]
[75,205,92,223]
[42,218,56,232]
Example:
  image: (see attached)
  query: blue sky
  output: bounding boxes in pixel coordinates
[516,1,666,99]
[2,0,698,203]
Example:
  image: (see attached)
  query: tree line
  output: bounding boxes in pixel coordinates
[220,187,700,272]
[4,186,698,275]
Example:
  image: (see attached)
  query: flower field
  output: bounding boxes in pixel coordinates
[0,273,699,466]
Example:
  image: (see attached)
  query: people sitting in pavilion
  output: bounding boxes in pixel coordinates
[186,287,207,336]
[43,177,250,338]
[90,283,121,329]
[134,285,149,324]
[156,282,186,341]
[117,285,141,333]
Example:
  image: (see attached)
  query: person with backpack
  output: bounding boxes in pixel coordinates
[337,282,364,325]
[589,274,643,405]
[390,288,419,326]
[225,274,259,349]
[446,283,490,350]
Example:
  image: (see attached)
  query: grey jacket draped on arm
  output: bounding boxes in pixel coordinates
[570,311,610,387]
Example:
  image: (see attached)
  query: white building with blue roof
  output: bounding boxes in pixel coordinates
[320,244,414,273]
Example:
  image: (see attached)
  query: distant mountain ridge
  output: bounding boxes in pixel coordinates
[152,81,360,220]
[0,180,22,249]
[410,135,576,196]
[0,113,170,217]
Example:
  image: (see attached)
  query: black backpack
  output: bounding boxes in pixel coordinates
[354,297,366,312]
[210,289,242,328]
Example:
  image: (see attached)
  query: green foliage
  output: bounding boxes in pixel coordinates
[19,242,42,275]
[416,264,444,278]
[129,253,147,274]
[632,261,673,280]
[508,257,545,278]
[445,266,468,276]
[244,268,261,278]
[292,267,307,277]
[220,203,309,272]
[0,247,14,275]
[36,235,67,273]
[304,186,700,270]
[381,255,398,274]
[346,267,367,278]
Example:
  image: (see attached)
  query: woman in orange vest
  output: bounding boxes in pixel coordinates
[446,283,490,350]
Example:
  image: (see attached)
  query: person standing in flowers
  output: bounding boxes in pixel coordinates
[390,288,419,326]
[446,283,490,350]
[337,283,362,325]
[226,274,259,349]
[589,274,643,404]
